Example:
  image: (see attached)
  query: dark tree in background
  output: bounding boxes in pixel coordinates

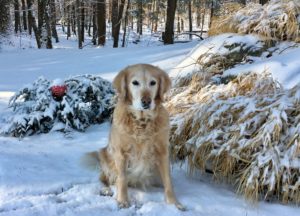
[2,0,261,49]
[21,0,28,31]
[38,0,53,49]
[188,0,192,40]
[97,0,106,46]
[111,0,119,47]
[122,0,131,47]
[80,1,85,43]
[259,0,269,5]
[28,0,41,47]
[164,0,177,44]
[14,0,21,33]
[50,0,59,43]
[0,0,10,36]
[137,0,143,35]
[111,0,125,47]
[76,0,82,49]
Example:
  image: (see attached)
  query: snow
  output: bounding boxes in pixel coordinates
[0,41,197,92]
[51,79,64,86]
[224,47,300,89]
[170,33,300,89]
[169,33,264,79]
[1,34,300,215]
[1,113,300,216]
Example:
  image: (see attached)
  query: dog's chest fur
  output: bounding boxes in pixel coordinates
[121,111,160,186]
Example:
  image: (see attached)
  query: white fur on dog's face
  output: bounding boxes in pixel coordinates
[128,70,159,111]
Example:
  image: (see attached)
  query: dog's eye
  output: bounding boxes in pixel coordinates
[132,80,139,86]
[150,81,156,86]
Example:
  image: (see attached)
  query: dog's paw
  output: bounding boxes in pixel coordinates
[100,187,113,197]
[117,201,130,209]
[175,202,186,211]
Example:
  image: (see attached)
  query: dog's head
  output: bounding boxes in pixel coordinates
[113,64,171,111]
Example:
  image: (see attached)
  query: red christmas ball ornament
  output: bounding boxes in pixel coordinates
[51,85,67,100]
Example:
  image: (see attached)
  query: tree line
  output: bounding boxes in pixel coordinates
[0,0,269,49]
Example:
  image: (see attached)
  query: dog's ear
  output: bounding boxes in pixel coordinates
[156,68,171,103]
[113,68,129,102]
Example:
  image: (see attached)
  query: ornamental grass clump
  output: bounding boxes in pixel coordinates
[168,71,300,203]
[209,0,300,42]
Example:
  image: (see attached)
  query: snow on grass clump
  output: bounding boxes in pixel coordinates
[209,0,300,42]
[168,71,300,204]
[0,75,115,137]
[167,33,300,204]
[170,33,299,89]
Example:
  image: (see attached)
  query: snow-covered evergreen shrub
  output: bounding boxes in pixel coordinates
[168,72,300,204]
[1,75,115,137]
[209,0,300,42]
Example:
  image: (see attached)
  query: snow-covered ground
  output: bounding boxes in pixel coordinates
[1,36,300,215]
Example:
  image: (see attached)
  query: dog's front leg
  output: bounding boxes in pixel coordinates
[157,150,185,211]
[115,153,129,208]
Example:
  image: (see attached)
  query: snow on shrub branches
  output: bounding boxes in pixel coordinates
[1,75,115,137]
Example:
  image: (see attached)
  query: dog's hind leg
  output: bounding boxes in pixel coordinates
[98,148,114,197]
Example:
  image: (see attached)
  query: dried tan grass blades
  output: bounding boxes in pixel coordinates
[167,71,300,203]
[209,0,300,42]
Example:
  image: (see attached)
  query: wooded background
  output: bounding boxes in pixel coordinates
[0,0,270,49]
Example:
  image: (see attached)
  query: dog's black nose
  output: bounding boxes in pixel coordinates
[141,97,151,109]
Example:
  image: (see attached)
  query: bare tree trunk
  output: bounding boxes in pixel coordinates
[154,0,159,32]
[112,0,125,47]
[177,14,180,33]
[67,4,71,39]
[88,12,92,37]
[209,0,214,28]
[200,7,205,38]
[122,0,130,47]
[137,0,143,35]
[164,0,177,44]
[0,0,10,37]
[27,0,33,35]
[188,0,192,40]
[21,0,28,31]
[38,0,53,49]
[111,0,118,47]
[76,0,82,49]
[81,1,84,43]
[196,6,201,27]
[240,0,246,5]
[259,0,268,5]
[14,0,21,33]
[92,5,97,45]
[27,0,41,47]
[72,5,76,35]
[49,0,59,42]
[97,0,106,46]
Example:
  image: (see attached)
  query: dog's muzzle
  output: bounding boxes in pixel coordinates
[141,97,151,109]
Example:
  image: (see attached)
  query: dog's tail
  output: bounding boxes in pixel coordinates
[80,151,100,171]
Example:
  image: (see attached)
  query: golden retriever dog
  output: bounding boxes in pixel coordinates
[84,64,184,210]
